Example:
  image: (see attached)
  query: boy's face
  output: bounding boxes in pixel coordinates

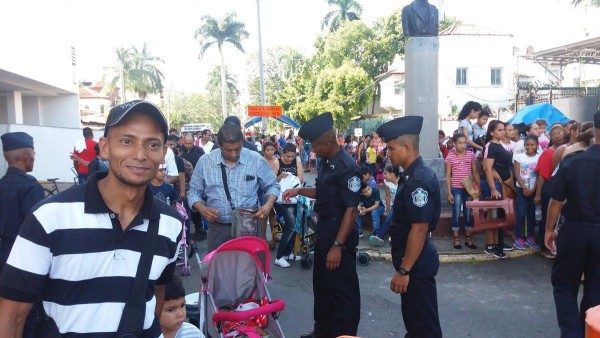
[361,186,372,197]
[155,168,166,181]
[160,297,186,334]
[362,173,371,182]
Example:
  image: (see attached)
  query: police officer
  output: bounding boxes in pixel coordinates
[0,132,44,338]
[545,111,600,337]
[376,116,442,338]
[283,113,361,338]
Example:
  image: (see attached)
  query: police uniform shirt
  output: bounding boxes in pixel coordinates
[551,144,600,223]
[313,149,361,219]
[0,168,45,263]
[389,157,440,253]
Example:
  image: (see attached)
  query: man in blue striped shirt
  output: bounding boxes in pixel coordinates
[0,101,183,337]
[188,123,279,253]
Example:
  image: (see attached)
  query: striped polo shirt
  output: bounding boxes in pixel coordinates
[0,172,183,337]
[444,149,476,189]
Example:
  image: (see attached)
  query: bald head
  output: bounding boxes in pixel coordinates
[4,148,35,172]
[183,134,194,150]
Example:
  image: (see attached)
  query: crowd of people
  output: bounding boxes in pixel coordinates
[0,98,599,337]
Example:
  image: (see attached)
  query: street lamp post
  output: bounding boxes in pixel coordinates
[256,0,267,135]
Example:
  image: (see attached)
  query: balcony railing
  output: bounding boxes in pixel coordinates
[516,86,600,111]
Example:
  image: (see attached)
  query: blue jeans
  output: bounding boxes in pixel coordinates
[515,186,536,239]
[378,208,394,240]
[355,205,385,236]
[450,188,472,231]
[275,204,297,259]
[78,173,88,185]
[480,179,501,198]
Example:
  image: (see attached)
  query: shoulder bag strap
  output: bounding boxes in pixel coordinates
[117,218,160,337]
[220,164,235,210]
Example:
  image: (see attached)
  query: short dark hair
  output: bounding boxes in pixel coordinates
[384,165,400,177]
[360,181,369,192]
[282,143,296,154]
[524,134,539,145]
[94,143,100,156]
[167,135,179,143]
[360,166,372,176]
[169,128,178,134]
[202,129,211,136]
[452,133,466,143]
[83,127,94,138]
[217,123,244,145]
[164,275,185,301]
[263,141,275,149]
[478,110,491,118]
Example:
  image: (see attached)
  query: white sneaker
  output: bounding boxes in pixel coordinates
[274,257,290,268]
[288,254,301,261]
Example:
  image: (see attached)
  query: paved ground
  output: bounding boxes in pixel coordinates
[180,237,562,338]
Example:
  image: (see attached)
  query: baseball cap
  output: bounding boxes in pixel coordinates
[104,100,169,143]
[223,115,242,127]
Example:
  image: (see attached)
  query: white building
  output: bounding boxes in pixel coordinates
[438,23,515,116]
[0,1,87,181]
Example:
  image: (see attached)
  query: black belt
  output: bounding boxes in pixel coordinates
[565,220,600,227]
[213,221,232,226]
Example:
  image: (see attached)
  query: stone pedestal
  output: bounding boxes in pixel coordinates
[405,37,448,208]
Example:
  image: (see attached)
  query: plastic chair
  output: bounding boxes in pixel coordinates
[465,198,515,234]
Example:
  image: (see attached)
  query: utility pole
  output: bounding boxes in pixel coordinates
[256,0,267,135]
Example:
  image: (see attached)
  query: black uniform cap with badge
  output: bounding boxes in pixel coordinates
[376,115,423,143]
[1,132,34,151]
[298,112,334,143]
[104,100,169,144]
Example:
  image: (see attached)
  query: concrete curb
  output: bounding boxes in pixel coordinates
[358,247,539,263]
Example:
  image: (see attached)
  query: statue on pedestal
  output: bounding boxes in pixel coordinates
[402,0,439,37]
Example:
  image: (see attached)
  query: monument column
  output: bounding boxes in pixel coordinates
[404,37,439,159]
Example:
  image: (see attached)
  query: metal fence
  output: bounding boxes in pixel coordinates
[516,86,600,111]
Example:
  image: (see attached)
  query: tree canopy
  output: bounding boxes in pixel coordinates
[321,0,363,32]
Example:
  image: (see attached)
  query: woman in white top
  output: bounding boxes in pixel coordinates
[501,123,517,153]
[457,101,483,151]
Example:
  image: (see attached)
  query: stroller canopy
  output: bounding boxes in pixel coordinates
[507,103,570,131]
[202,236,271,277]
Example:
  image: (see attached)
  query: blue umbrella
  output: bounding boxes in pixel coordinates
[507,103,570,131]
[244,117,263,129]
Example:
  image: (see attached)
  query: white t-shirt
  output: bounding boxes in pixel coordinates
[159,322,205,338]
[164,148,179,177]
[255,141,263,152]
[538,133,550,150]
[200,141,214,154]
[513,152,540,188]
[501,140,516,153]
[384,179,398,208]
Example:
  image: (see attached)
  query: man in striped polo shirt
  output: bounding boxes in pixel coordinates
[0,100,183,337]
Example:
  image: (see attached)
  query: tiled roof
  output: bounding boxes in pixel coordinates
[79,86,107,99]
[440,23,513,37]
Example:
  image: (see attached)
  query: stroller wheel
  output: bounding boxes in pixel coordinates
[182,266,191,276]
[300,244,308,254]
[357,252,370,266]
[268,240,276,251]
[300,257,312,270]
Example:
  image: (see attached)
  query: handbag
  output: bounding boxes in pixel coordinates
[116,218,160,337]
[461,174,481,200]
[220,164,260,238]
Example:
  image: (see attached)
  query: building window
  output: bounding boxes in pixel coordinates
[456,68,467,85]
[394,81,403,95]
[491,68,503,85]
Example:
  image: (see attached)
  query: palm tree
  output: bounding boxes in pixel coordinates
[321,0,363,32]
[572,0,600,6]
[194,12,249,118]
[207,65,240,98]
[104,43,164,102]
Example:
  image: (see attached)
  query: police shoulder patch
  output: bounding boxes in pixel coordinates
[411,187,428,207]
[348,176,361,193]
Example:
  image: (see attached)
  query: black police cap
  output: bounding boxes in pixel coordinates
[376,115,423,143]
[104,100,168,143]
[298,112,334,143]
[1,132,34,151]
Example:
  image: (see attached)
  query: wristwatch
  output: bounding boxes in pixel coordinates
[333,240,346,249]
[398,267,410,276]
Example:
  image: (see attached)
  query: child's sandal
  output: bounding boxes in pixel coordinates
[453,236,462,250]
[465,236,478,249]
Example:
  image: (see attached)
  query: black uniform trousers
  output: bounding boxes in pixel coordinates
[313,218,360,337]
[396,241,442,338]
[552,220,600,338]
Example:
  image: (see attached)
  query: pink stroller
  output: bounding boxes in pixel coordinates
[199,237,286,338]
